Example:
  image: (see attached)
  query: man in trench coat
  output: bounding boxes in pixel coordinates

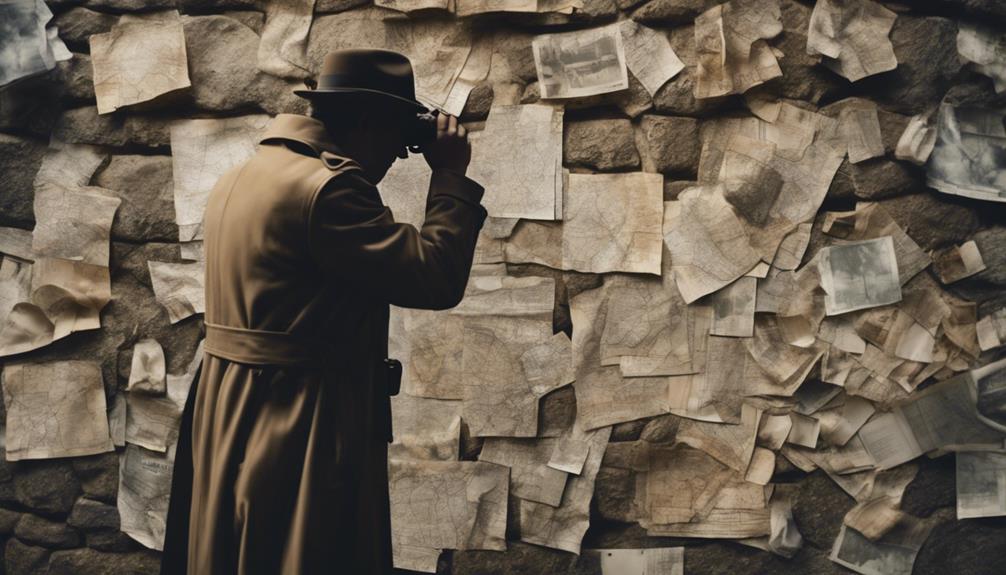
[160,49,488,574]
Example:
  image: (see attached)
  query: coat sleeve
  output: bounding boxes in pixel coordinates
[307,166,489,310]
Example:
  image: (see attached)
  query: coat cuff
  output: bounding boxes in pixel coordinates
[430,168,487,210]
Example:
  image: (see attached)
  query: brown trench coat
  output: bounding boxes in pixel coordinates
[159,114,488,574]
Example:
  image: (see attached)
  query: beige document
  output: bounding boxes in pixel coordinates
[829,516,934,575]
[462,317,571,437]
[389,306,465,399]
[693,0,783,99]
[34,139,105,190]
[710,276,756,337]
[807,0,898,81]
[676,403,762,472]
[895,113,937,165]
[821,202,931,285]
[0,258,111,357]
[467,104,562,220]
[0,257,31,330]
[1,360,114,460]
[0,228,34,262]
[663,186,760,303]
[532,23,629,99]
[618,20,684,97]
[170,115,270,242]
[118,442,176,550]
[125,339,203,453]
[817,395,876,446]
[148,261,205,324]
[127,338,167,394]
[956,451,1006,519]
[389,459,508,572]
[834,99,885,163]
[519,424,611,554]
[932,240,987,284]
[479,436,570,506]
[380,152,434,228]
[771,223,812,271]
[563,172,663,275]
[258,0,316,78]
[90,10,191,114]
[31,186,120,267]
[389,393,461,461]
[843,464,917,542]
[386,19,474,112]
[454,0,579,17]
[927,104,1006,203]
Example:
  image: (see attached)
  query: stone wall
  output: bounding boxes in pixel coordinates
[1,0,1005,574]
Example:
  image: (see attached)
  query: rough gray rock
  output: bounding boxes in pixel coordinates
[915,515,1006,575]
[652,67,734,117]
[84,529,140,552]
[630,0,718,25]
[0,133,47,227]
[828,157,923,201]
[94,155,178,243]
[56,54,96,103]
[5,539,51,575]
[768,0,849,105]
[950,226,1006,315]
[877,192,983,250]
[0,508,23,535]
[53,107,172,149]
[637,115,700,176]
[460,82,493,122]
[569,0,618,23]
[564,118,640,171]
[792,470,854,549]
[527,73,654,119]
[81,0,176,10]
[14,514,82,549]
[454,542,581,574]
[664,179,698,201]
[315,0,369,13]
[68,498,120,531]
[52,8,117,50]
[610,419,647,442]
[594,467,636,522]
[858,15,962,115]
[12,460,81,516]
[639,414,680,443]
[182,15,306,115]
[48,547,162,575]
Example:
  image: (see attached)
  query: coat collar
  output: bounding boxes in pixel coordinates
[259,113,346,158]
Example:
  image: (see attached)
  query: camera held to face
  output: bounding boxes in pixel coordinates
[405,109,440,153]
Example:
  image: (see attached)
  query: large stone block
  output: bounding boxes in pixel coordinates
[94,155,177,243]
[14,515,82,549]
[53,107,172,149]
[877,192,982,250]
[767,0,849,105]
[828,157,923,201]
[12,460,81,516]
[81,0,176,10]
[52,7,116,51]
[630,0,718,25]
[594,467,636,522]
[48,547,161,575]
[563,118,640,171]
[0,134,47,228]
[5,539,50,575]
[70,453,120,505]
[638,114,700,176]
[0,508,22,535]
[182,15,306,115]
[68,498,120,531]
[792,470,854,549]
[56,54,96,104]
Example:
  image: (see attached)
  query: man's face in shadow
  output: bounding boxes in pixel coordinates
[353,106,412,184]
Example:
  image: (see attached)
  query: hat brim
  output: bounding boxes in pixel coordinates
[293,87,430,114]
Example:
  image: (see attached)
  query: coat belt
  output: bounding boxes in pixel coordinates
[203,321,331,367]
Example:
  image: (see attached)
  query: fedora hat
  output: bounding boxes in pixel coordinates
[294,49,429,114]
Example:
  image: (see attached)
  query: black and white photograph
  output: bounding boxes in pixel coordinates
[820,236,902,315]
[532,23,628,99]
[956,451,1006,519]
[927,103,1006,203]
[830,523,927,575]
[0,0,67,88]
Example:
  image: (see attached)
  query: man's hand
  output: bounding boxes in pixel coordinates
[422,112,471,175]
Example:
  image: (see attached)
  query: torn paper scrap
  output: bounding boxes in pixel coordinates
[257,0,315,79]
[479,436,569,507]
[818,395,876,446]
[127,338,167,394]
[676,403,762,472]
[148,261,205,324]
[390,393,461,461]
[440,32,494,117]
[377,0,450,12]
[548,436,590,475]
[693,0,783,99]
[454,0,580,16]
[618,20,684,97]
[0,228,34,262]
[379,153,433,228]
[710,276,756,337]
[819,237,902,316]
[956,451,1006,519]
[0,0,71,88]
[927,104,1006,204]
[957,22,1006,94]
[596,547,684,575]
[389,460,508,571]
[462,317,570,437]
[932,240,986,284]
[385,19,474,112]
[31,186,120,267]
[807,0,898,82]
[843,464,917,541]
[894,113,937,165]
[977,309,1006,352]
[125,339,203,453]
[974,358,1006,432]
[745,447,775,486]
[663,185,761,303]
[772,223,812,271]
[0,257,31,330]
[118,441,176,550]
[532,23,629,99]
[821,202,930,286]
[90,10,191,114]
[108,393,126,447]
[562,172,663,275]
[170,115,270,242]
[451,275,555,320]
[1,360,114,460]
[829,517,934,575]
[467,104,562,220]
[786,413,821,449]
[34,139,105,191]
[0,258,111,358]
[389,306,464,399]
[834,99,885,163]
[519,424,610,554]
